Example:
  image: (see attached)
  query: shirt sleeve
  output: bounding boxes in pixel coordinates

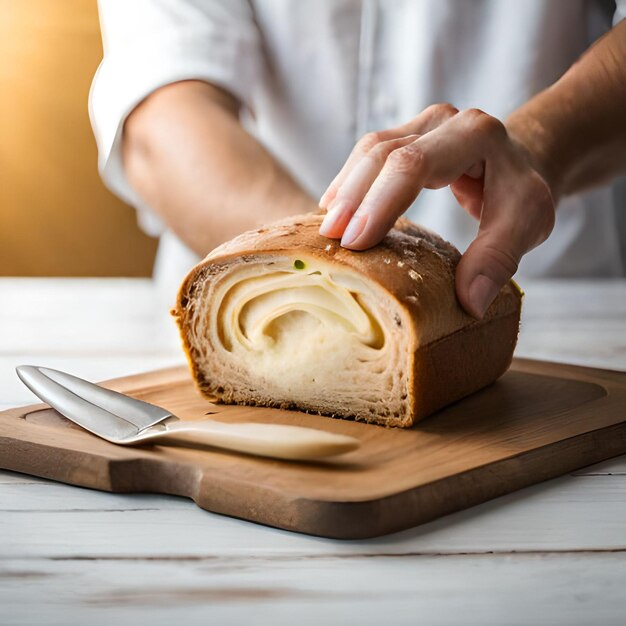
[615,0,626,24]
[89,0,263,231]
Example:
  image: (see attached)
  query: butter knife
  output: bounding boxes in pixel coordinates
[15,365,360,461]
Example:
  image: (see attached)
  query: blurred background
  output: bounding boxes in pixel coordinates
[0,0,157,276]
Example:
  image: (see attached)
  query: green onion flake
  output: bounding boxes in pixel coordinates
[293,259,306,270]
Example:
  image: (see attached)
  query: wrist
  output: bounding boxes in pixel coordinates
[504,109,566,203]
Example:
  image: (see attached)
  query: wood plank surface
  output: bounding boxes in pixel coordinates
[1,553,625,626]
[2,357,625,538]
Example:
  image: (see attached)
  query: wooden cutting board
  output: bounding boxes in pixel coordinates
[1,358,625,539]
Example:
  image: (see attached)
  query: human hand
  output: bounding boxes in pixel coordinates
[318,104,555,319]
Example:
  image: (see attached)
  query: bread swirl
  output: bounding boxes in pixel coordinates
[173,212,522,427]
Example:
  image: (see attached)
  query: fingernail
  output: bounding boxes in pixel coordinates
[468,274,500,319]
[319,189,332,209]
[319,199,351,237]
[341,214,368,247]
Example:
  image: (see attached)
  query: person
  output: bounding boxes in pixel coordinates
[90,0,626,318]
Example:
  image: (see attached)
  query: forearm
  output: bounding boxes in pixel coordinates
[123,80,317,256]
[506,20,626,200]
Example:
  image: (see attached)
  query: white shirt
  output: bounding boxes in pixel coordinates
[90,0,626,296]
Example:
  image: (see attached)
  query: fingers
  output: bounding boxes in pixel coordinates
[338,109,505,249]
[337,142,430,248]
[319,135,419,238]
[319,103,459,210]
[319,130,397,211]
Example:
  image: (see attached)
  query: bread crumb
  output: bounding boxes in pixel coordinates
[383,258,391,264]
[408,269,423,281]
[397,261,404,267]
[324,244,332,252]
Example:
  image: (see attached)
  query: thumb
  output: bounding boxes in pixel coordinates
[455,174,555,319]
[455,231,522,319]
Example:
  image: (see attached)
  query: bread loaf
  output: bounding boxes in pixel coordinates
[173,212,522,427]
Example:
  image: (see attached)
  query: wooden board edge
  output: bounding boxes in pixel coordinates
[511,357,626,386]
[0,434,118,491]
[99,419,626,540]
[2,417,625,540]
[99,364,190,392]
[221,420,626,539]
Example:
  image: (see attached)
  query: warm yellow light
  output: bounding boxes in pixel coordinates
[0,1,157,276]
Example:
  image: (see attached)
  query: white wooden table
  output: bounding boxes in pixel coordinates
[1,278,625,626]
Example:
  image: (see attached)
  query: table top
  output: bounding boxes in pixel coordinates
[1,277,625,626]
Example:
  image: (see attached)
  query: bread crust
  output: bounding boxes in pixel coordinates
[172,212,522,426]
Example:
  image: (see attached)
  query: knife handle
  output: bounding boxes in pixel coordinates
[135,418,360,461]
